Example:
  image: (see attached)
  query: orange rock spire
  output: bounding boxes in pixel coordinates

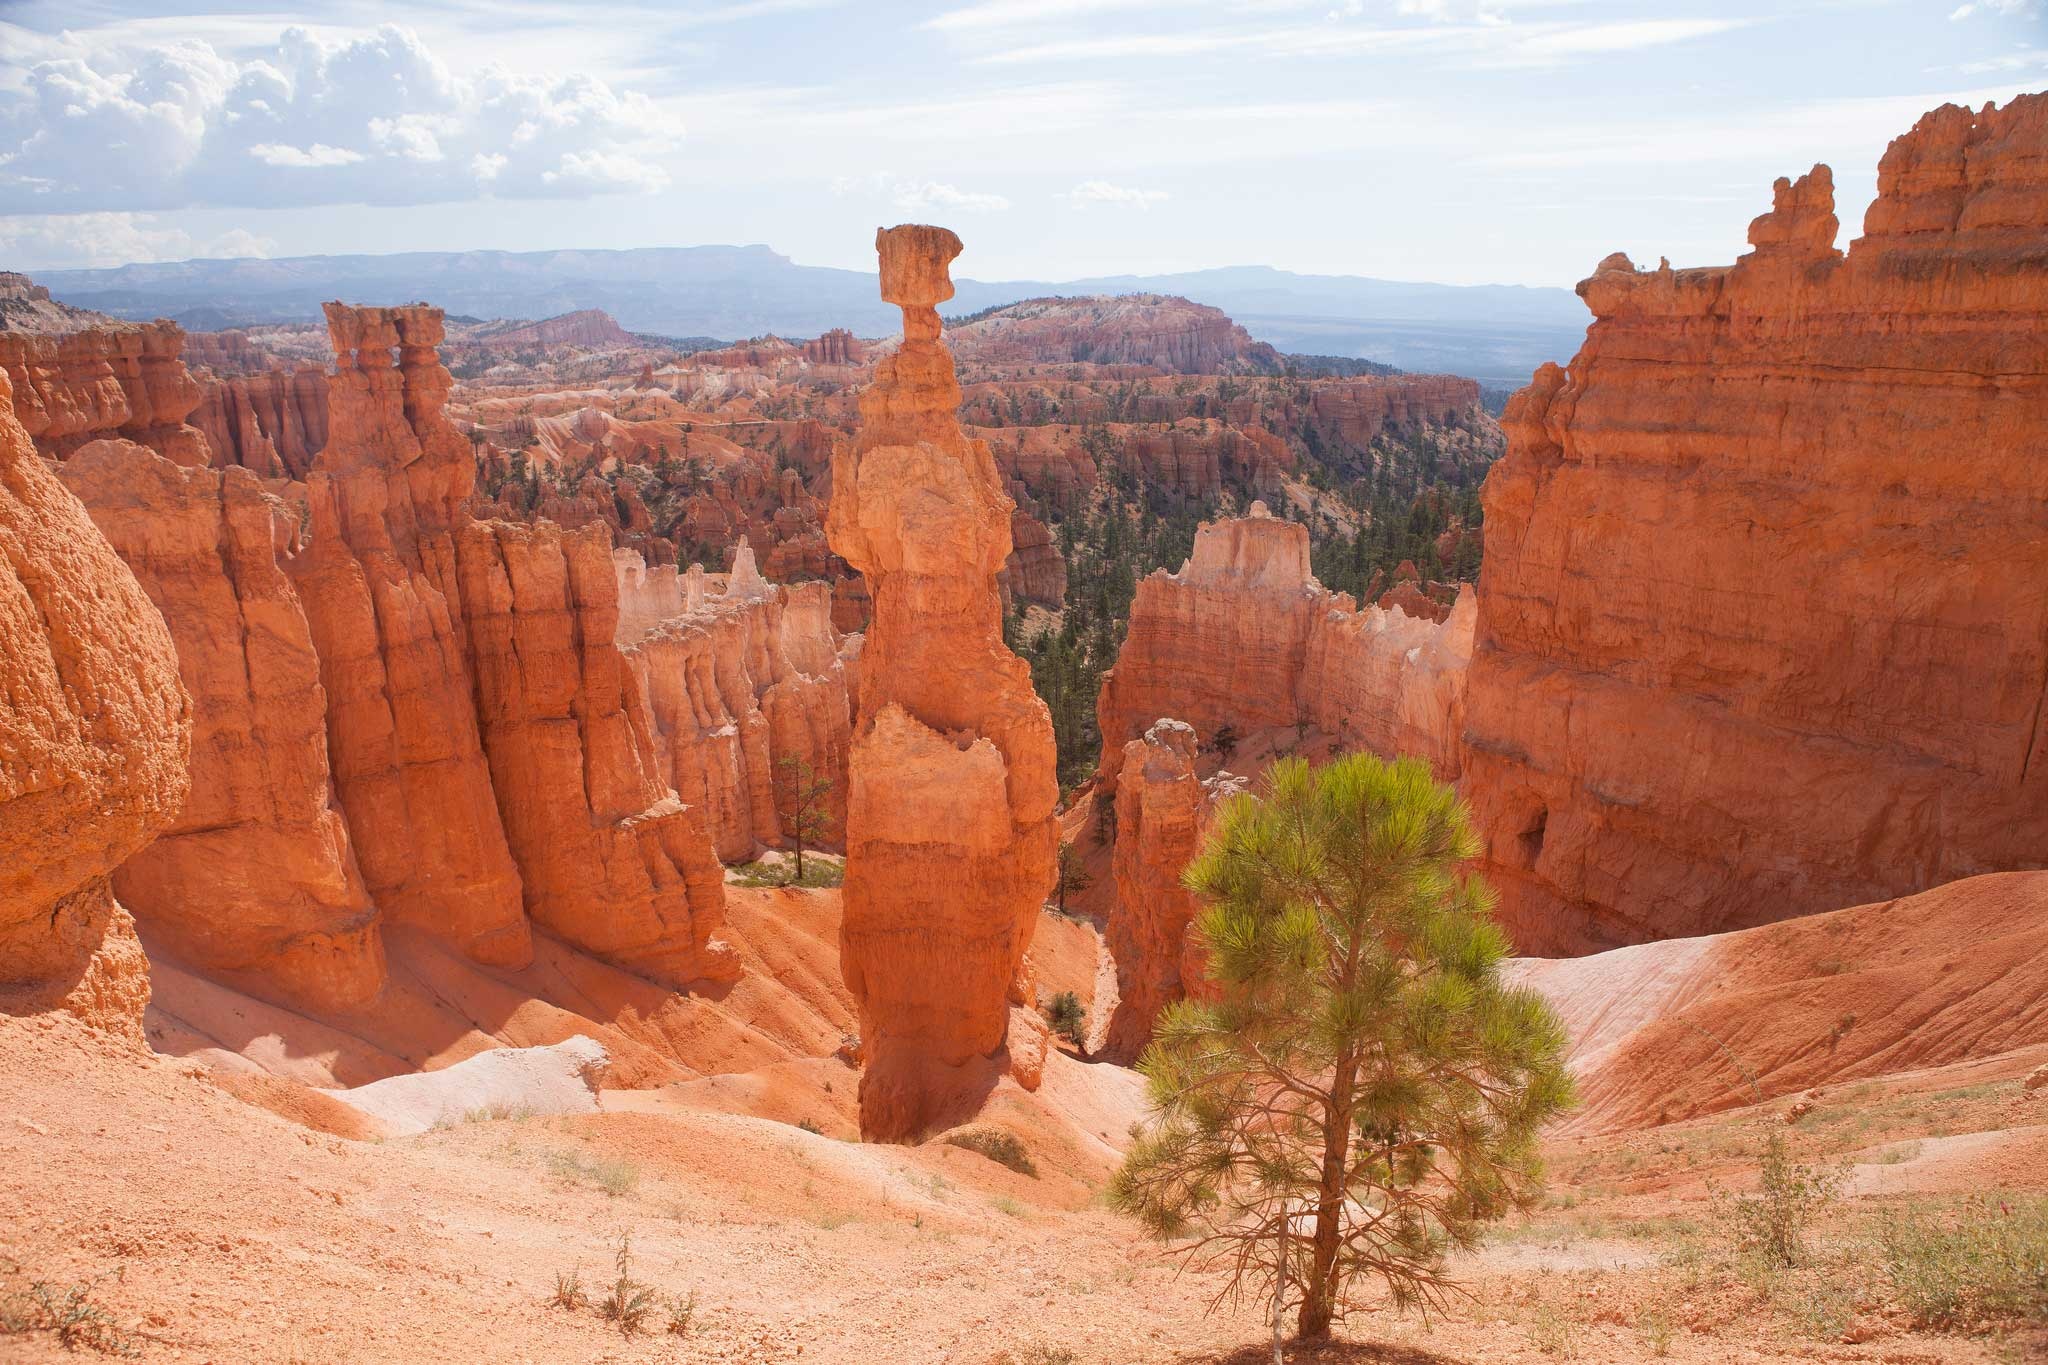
[827,226,1059,1141]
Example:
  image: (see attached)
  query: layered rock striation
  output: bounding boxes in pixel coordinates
[0,371,191,1040]
[1465,97,2048,953]
[193,366,330,477]
[456,518,736,987]
[280,302,738,990]
[291,304,533,968]
[827,226,1059,1141]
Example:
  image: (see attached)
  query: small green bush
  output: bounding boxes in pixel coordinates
[1713,1129,1841,1269]
[731,857,843,889]
[0,1264,139,1358]
[1043,991,1085,1047]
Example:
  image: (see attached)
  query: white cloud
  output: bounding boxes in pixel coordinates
[1950,0,2038,17]
[890,180,1011,213]
[0,23,677,212]
[248,142,366,168]
[1060,179,1170,208]
[0,211,275,269]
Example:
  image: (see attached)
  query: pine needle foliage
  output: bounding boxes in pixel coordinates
[1109,753,1574,1341]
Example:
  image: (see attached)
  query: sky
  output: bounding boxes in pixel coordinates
[1,0,2044,287]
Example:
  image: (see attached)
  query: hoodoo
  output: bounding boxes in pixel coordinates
[1463,96,2048,954]
[290,304,532,967]
[826,226,1059,1141]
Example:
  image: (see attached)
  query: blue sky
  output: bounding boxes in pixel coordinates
[2,0,2044,285]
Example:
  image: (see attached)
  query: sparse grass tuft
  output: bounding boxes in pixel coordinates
[462,1102,534,1125]
[1877,1194,2048,1328]
[796,1117,823,1136]
[1524,1302,1577,1358]
[1712,1128,1841,1270]
[993,1345,1079,1365]
[547,1149,640,1197]
[550,1266,587,1311]
[944,1125,1038,1177]
[731,856,843,889]
[1634,1305,1673,1357]
[665,1288,697,1336]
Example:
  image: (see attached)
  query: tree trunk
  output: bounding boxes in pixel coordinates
[1297,1053,1360,1341]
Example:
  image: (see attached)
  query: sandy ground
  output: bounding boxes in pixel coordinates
[5,882,2046,1362]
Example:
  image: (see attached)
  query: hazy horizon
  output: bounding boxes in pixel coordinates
[4,1,2045,288]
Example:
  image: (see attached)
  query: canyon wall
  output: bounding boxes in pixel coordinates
[59,442,385,1011]
[192,366,330,477]
[948,294,1279,373]
[0,371,190,1041]
[1464,96,2048,953]
[826,225,1059,1141]
[284,303,738,988]
[291,304,533,968]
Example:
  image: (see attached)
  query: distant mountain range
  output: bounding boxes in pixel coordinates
[37,245,1590,387]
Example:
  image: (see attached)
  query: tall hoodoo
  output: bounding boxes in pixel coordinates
[827,226,1059,1142]
[1464,95,2048,953]
[0,371,191,1041]
[291,304,531,967]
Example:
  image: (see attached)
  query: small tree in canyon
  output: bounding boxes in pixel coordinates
[773,756,834,881]
[1052,840,1094,916]
[1110,753,1574,1345]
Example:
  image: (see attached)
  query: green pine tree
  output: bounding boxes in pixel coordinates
[1110,753,1574,1344]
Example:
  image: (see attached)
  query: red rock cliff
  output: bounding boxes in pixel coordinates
[1097,503,1473,785]
[826,225,1059,1141]
[1464,96,2048,954]
[0,371,191,1041]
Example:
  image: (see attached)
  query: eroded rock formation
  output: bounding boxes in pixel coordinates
[0,371,190,1041]
[1097,503,1473,785]
[827,226,1059,1141]
[291,303,532,968]
[193,366,330,477]
[1465,96,2048,953]
[1098,720,1241,1062]
[947,295,1279,373]
[456,519,737,987]
[59,442,385,1011]
[0,322,210,466]
[625,560,854,865]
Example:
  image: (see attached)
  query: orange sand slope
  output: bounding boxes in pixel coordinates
[145,886,857,1091]
[1516,871,2048,1133]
